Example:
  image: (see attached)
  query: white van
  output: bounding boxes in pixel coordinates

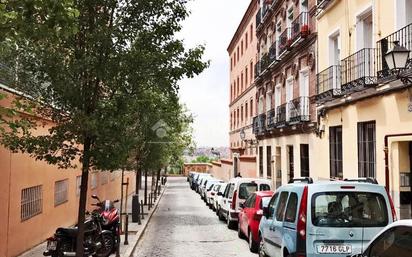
[219,177,271,229]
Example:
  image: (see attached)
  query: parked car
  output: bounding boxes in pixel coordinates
[188,171,198,188]
[195,174,212,193]
[351,219,412,257]
[215,183,228,216]
[238,190,274,253]
[200,177,215,200]
[205,180,224,208]
[259,177,397,257]
[219,177,271,229]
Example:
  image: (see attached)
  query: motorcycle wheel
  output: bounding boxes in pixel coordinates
[96,233,114,257]
[57,242,72,257]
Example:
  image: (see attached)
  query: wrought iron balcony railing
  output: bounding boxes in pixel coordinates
[278,28,291,57]
[288,96,310,123]
[0,62,12,86]
[340,48,378,94]
[269,41,278,64]
[257,113,266,134]
[275,103,287,127]
[252,116,259,134]
[254,53,270,79]
[262,4,271,20]
[316,65,342,102]
[291,12,310,44]
[377,22,412,81]
[317,0,333,10]
[266,108,276,130]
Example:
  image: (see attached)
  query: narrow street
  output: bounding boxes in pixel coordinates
[133,177,256,257]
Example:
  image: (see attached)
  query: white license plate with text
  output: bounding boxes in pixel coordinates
[47,241,57,251]
[317,244,352,254]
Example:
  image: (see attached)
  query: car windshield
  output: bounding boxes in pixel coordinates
[238,183,258,199]
[311,192,388,227]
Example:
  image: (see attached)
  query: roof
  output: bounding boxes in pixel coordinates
[227,0,257,53]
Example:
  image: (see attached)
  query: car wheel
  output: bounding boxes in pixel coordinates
[238,223,246,239]
[227,216,236,230]
[259,238,268,257]
[218,208,224,221]
[249,230,258,253]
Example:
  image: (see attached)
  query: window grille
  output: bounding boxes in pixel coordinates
[330,126,343,178]
[76,176,81,196]
[55,179,68,206]
[91,173,98,189]
[21,185,42,221]
[358,121,376,178]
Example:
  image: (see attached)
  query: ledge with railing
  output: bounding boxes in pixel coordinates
[275,103,287,127]
[291,12,310,45]
[316,65,342,102]
[269,41,278,64]
[340,48,378,94]
[266,108,276,130]
[256,8,262,29]
[255,53,270,79]
[317,0,334,11]
[288,96,310,123]
[278,28,291,57]
[377,22,412,82]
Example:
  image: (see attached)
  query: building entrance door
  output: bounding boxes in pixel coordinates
[399,141,412,219]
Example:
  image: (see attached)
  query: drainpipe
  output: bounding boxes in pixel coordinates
[384,133,412,191]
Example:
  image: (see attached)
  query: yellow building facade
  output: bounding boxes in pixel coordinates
[315,0,412,219]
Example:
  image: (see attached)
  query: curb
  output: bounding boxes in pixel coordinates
[127,184,167,257]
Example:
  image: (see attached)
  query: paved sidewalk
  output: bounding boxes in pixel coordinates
[19,177,167,257]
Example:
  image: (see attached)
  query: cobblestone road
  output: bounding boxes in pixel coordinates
[133,177,256,257]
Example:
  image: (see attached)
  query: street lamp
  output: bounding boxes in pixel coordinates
[239,128,246,141]
[385,41,410,71]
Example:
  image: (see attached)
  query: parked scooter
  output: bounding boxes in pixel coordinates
[91,195,120,253]
[43,211,114,257]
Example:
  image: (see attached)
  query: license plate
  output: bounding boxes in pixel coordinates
[47,240,57,251]
[317,244,352,254]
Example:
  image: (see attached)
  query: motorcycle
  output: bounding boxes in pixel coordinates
[43,211,114,257]
[90,195,120,253]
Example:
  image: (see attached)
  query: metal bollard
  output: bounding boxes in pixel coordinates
[140,200,145,220]
[148,194,152,210]
[124,214,129,245]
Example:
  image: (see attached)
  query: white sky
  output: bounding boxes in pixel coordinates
[178,0,250,148]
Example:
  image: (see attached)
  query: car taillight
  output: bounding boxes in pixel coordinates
[231,190,237,210]
[297,186,308,240]
[47,236,56,242]
[386,188,397,221]
[254,210,263,221]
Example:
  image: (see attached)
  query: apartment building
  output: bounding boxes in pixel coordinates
[227,0,259,179]
[0,86,136,257]
[314,0,412,219]
[252,0,317,187]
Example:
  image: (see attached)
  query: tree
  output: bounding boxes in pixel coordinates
[0,1,207,255]
[191,155,216,163]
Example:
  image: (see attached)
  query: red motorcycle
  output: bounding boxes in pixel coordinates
[91,195,120,253]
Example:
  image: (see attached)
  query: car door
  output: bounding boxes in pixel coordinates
[241,194,252,234]
[245,194,256,234]
[261,192,279,256]
[269,191,289,257]
[282,192,299,254]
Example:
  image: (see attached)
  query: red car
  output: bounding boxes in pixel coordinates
[238,190,274,253]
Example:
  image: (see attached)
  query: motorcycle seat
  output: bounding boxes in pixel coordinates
[56,227,78,237]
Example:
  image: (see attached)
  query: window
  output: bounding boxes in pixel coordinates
[245,67,248,86]
[284,193,298,222]
[250,24,253,42]
[241,105,244,123]
[91,173,98,189]
[268,193,279,217]
[245,33,248,48]
[55,179,68,206]
[237,77,240,95]
[259,146,264,177]
[245,194,256,208]
[358,121,376,177]
[267,146,272,178]
[21,185,43,221]
[368,226,412,257]
[239,183,258,199]
[275,191,289,221]
[250,99,253,117]
[241,41,244,55]
[230,57,233,71]
[260,184,270,191]
[237,46,240,61]
[76,175,82,196]
[329,31,341,66]
[245,102,248,119]
[227,184,235,198]
[234,53,236,66]
[330,126,343,178]
[241,73,244,91]
[250,62,253,80]
[311,192,388,227]
[300,144,309,177]
[100,172,108,185]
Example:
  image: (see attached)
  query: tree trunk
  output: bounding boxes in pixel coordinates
[144,169,148,205]
[76,137,92,257]
[155,168,161,194]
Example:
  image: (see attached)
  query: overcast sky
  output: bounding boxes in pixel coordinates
[178,0,250,148]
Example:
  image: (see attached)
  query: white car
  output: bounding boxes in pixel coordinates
[352,219,412,257]
[218,177,271,229]
[212,182,227,212]
[205,180,224,208]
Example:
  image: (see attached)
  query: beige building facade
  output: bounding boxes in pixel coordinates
[315,0,412,219]
[228,0,259,178]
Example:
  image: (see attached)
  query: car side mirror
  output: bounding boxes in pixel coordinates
[263,207,270,218]
[239,203,244,209]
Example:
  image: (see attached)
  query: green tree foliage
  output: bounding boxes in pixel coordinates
[0,1,208,255]
[191,155,216,163]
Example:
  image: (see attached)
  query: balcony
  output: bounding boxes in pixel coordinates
[278,28,291,57]
[275,103,287,127]
[340,48,377,94]
[256,8,262,29]
[252,113,266,135]
[269,41,278,64]
[266,108,276,130]
[252,116,259,134]
[288,96,310,123]
[316,65,342,102]
[290,12,310,45]
[377,22,412,82]
[255,53,270,79]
